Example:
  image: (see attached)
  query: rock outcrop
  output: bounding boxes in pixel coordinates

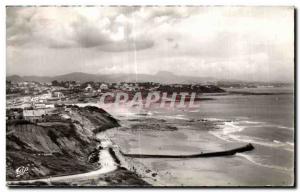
[6,106,120,181]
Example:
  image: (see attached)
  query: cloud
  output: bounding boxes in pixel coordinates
[7,6,198,51]
[6,6,294,82]
[6,6,175,51]
[97,40,154,52]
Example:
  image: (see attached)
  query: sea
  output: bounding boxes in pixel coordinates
[81,86,295,186]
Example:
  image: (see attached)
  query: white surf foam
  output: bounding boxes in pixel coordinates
[209,121,246,142]
[204,117,225,122]
[160,115,190,120]
[236,153,292,172]
[210,120,293,149]
[277,125,294,130]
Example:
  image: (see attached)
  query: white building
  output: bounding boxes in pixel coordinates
[85,84,93,92]
[23,109,46,123]
[100,83,109,90]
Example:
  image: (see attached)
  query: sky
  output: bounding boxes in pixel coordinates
[6,6,294,82]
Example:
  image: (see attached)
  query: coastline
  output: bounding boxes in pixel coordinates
[7,105,150,187]
[7,99,294,187]
[102,105,294,186]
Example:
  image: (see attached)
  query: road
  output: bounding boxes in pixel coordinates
[7,133,118,185]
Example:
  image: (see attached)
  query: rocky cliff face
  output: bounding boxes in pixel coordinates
[6,106,120,181]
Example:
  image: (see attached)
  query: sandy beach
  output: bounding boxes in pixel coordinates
[101,98,294,186]
[105,123,293,186]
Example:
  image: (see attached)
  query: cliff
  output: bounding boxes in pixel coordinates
[6,106,120,181]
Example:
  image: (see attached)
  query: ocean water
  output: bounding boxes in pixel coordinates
[148,88,294,172]
[86,87,295,185]
[193,93,294,172]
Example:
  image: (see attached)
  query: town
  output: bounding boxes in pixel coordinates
[6,80,225,122]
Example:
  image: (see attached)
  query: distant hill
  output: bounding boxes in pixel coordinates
[6,75,23,82]
[6,71,216,84]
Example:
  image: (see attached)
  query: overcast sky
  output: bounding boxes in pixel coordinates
[7,6,294,82]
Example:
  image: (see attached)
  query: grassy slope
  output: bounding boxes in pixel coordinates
[6,106,119,181]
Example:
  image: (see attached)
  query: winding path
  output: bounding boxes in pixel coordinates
[8,134,118,186]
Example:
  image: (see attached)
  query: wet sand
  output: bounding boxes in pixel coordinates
[77,102,294,186]
[104,115,294,186]
[134,155,293,186]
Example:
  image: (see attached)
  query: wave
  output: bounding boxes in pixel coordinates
[236,153,292,172]
[222,122,245,135]
[160,115,190,120]
[204,117,226,122]
[233,135,291,148]
[240,120,263,124]
[277,125,294,130]
[209,121,246,142]
[210,120,294,149]
[210,121,294,172]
